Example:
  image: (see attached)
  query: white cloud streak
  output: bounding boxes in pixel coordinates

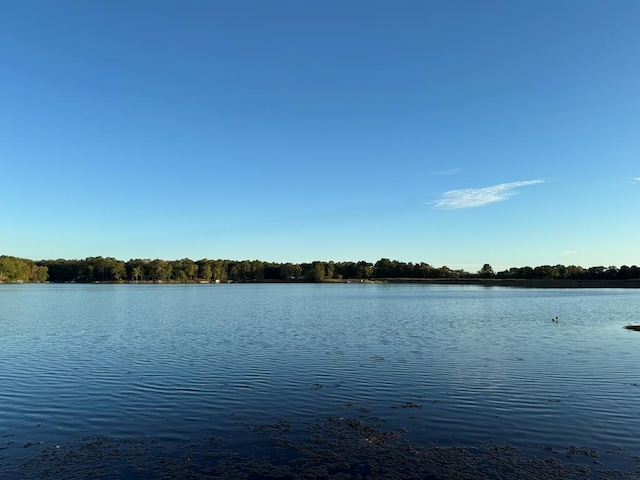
[437,168,462,175]
[434,180,545,209]
[633,177,640,182]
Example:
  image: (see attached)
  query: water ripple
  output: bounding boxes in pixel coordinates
[1,283,640,469]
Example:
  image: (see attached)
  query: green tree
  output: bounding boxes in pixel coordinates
[356,261,374,279]
[416,262,434,278]
[174,269,188,282]
[280,262,302,280]
[183,258,198,281]
[565,265,585,279]
[306,261,326,282]
[325,261,335,279]
[250,260,265,280]
[228,263,242,281]
[588,266,606,279]
[0,256,30,282]
[111,262,127,282]
[31,265,49,282]
[479,263,495,278]
[533,265,559,279]
[618,265,632,280]
[211,260,228,282]
[127,259,149,282]
[39,259,79,282]
[374,258,392,278]
[151,259,172,282]
[336,261,357,279]
[132,266,143,282]
[437,266,452,278]
[199,262,213,281]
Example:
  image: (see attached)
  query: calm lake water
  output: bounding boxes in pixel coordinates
[2,283,640,478]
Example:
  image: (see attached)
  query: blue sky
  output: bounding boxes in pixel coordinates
[2,1,639,271]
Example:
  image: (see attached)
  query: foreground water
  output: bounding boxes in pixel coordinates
[1,283,639,478]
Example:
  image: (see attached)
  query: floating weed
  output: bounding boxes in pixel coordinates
[390,401,423,409]
[5,416,639,480]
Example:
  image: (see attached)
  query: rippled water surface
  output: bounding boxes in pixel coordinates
[2,283,640,476]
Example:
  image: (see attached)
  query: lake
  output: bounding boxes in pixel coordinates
[1,283,639,479]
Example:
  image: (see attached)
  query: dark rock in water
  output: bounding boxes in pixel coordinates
[624,325,640,331]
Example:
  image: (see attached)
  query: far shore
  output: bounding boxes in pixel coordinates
[11,278,640,288]
[381,278,640,288]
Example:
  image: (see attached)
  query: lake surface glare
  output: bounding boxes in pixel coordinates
[1,283,640,478]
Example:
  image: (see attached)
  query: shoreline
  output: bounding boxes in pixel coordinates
[380,278,640,288]
[5,278,640,288]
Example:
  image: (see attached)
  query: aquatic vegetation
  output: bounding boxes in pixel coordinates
[5,410,637,480]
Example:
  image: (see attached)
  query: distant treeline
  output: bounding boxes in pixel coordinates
[1,255,639,284]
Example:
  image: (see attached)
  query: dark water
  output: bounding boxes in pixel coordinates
[2,283,640,477]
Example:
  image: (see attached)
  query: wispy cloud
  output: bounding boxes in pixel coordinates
[437,168,462,175]
[633,177,640,182]
[434,180,545,209]
[420,168,462,177]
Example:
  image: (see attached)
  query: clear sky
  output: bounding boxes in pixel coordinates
[2,1,639,272]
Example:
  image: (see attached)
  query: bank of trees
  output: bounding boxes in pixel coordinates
[0,255,48,283]
[1,255,639,284]
[36,258,380,283]
[493,264,640,280]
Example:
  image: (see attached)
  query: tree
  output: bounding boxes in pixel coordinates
[229,263,243,281]
[211,260,228,282]
[618,265,632,280]
[199,262,213,282]
[306,261,326,282]
[587,266,606,279]
[39,259,79,282]
[416,262,434,278]
[183,259,198,281]
[356,261,374,279]
[111,262,127,282]
[565,265,585,279]
[533,265,559,279]
[173,269,189,282]
[250,260,264,280]
[336,261,358,279]
[0,256,48,283]
[150,259,172,282]
[263,262,281,280]
[479,264,495,278]
[374,258,393,278]
[325,261,335,279]
[132,266,143,282]
[436,266,452,278]
[280,263,302,280]
[31,265,48,282]
[127,259,149,282]
[0,256,31,282]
